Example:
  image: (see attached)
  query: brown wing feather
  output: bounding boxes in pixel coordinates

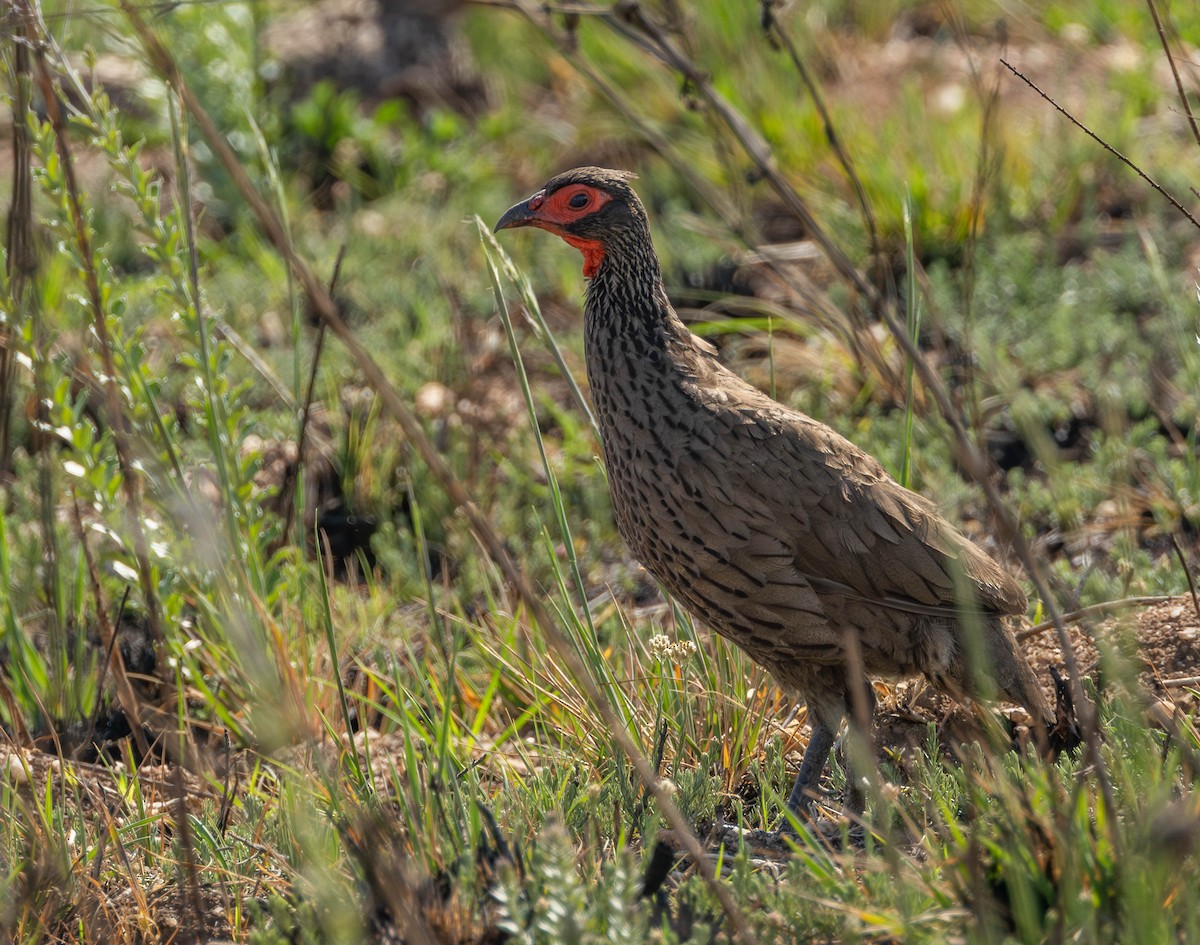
[680,366,1026,621]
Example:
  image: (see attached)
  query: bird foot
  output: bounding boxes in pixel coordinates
[708,812,866,858]
[709,823,796,859]
[778,812,868,849]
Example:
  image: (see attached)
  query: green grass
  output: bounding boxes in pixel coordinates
[3,0,1200,942]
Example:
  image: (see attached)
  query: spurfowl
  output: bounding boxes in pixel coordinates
[495,167,1050,819]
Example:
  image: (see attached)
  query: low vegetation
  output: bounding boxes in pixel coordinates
[2,0,1200,942]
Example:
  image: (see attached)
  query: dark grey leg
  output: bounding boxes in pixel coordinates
[784,722,837,816]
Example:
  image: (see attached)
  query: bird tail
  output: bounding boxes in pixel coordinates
[991,621,1053,726]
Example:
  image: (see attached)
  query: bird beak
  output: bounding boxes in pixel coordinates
[494,195,540,233]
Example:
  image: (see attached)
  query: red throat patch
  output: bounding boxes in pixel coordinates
[561,234,607,278]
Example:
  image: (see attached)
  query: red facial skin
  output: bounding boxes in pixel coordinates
[523,185,613,278]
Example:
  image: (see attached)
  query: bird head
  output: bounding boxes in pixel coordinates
[494,167,648,279]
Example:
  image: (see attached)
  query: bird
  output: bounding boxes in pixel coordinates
[495,166,1051,822]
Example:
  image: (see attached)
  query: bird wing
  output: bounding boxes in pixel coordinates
[678,374,1026,622]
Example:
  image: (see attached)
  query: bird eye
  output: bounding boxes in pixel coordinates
[568,191,590,209]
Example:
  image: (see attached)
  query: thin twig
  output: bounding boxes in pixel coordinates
[1000,58,1200,231]
[758,1,879,259]
[1170,535,1200,622]
[1145,0,1200,150]
[1017,595,1174,641]
[118,6,759,942]
[1162,675,1200,690]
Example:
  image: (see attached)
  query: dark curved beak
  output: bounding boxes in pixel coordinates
[494,196,538,233]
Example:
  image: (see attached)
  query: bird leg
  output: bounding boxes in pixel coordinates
[783,680,877,830]
[784,721,837,818]
[704,724,839,857]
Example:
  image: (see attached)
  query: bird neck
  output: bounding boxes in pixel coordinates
[583,249,673,352]
[581,244,717,424]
